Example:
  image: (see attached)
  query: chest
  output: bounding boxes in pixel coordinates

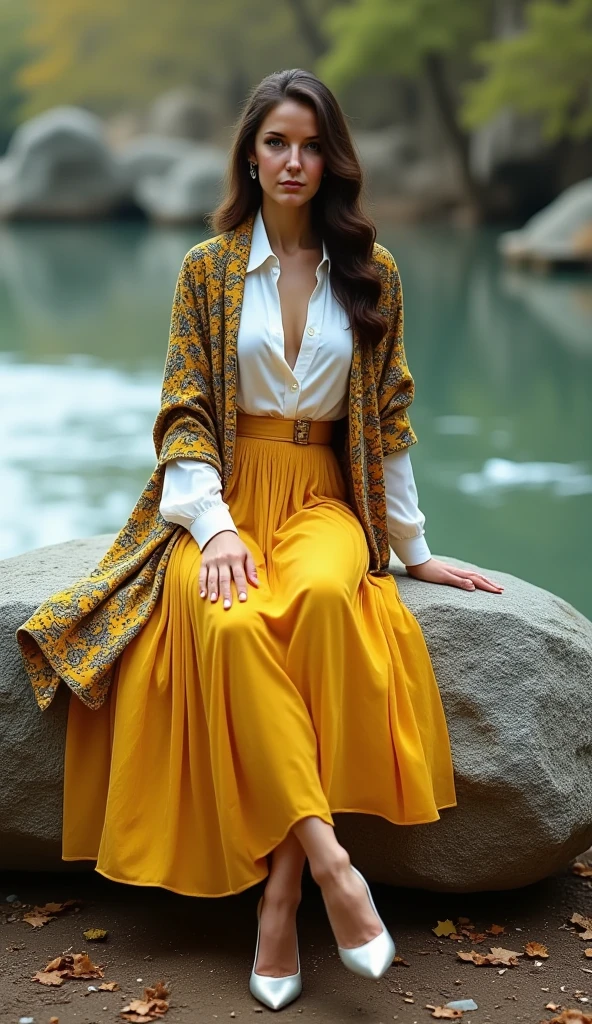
[275,256,322,371]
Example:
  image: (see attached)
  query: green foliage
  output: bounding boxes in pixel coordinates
[318,0,490,85]
[10,0,331,120]
[462,0,592,140]
[0,1,32,148]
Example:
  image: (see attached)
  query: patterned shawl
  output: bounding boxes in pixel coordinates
[15,210,417,712]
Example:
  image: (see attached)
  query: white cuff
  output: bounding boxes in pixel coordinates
[390,534,432,567]
[188,504,239,551]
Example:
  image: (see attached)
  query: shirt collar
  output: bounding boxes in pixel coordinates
[246,205,331,274]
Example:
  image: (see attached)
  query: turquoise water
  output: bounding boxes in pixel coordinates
[1,220,591,617]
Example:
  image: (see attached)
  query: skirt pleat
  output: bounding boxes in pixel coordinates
[62,430,457,897]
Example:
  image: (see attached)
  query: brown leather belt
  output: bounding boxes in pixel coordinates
[236,412,336,445]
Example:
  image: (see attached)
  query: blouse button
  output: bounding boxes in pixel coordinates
[307,326,315,336]
[290,382,299,391]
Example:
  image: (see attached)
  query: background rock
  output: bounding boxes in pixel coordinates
[2,534,592,890]
[0,107,128,219]
[498,176,592,261]
[146,87,218,141]
[116,133,201,191]
[134,144,228,223]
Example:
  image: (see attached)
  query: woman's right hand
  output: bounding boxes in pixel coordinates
[198,531,260,609]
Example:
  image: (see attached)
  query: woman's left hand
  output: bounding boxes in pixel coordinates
[405,557,504,593]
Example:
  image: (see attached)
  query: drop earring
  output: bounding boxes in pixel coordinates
[249,161,257,179]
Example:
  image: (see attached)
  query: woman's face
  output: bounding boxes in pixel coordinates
[249,99,325,207]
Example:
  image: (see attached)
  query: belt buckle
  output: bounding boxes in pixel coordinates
[293,418,312,445]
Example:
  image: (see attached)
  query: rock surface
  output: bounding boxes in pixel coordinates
[116,133,201,190]
[146,87,218,141]
[133,144,228,222]
[0,107,128,219]
[2,534,592,891]
[498,177,592,260]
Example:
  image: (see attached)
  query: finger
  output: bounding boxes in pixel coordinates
[466,571,503,587]
[198,561,207,599]
[458,571,504,591]
[245,552,259,586]
[479,576,504,589]
[472,578,504,592]
[232,563,249,602]
[449,568,504,592]
[454,573,499,589]
[218,568,233,609]
[208,564,219,602]
[446,572,476,590]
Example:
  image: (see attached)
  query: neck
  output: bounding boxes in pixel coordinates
[259,197,321,258]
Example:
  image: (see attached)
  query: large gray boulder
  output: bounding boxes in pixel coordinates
[116,133,201,191]
[498,177,592,261]
[146,87,218,141]
[0,107,128,219]
[134,144,227,223]
[2,535,592,891]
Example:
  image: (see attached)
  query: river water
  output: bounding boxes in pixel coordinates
[1,220,591,617]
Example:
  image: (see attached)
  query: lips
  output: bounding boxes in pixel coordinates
[281,181,303,186]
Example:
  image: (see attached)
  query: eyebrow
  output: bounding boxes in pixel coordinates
[263,130,320,140]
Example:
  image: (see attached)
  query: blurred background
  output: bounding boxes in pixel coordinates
[0,0,591,616]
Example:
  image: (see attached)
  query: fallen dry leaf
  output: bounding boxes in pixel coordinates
[120,980,170,1021]
[391,955,410,966]
[457,950,489,965]
[457,946,523,967]
[23,900,81,928]
[571,914,592,941]
[572,862,592,879]
[544,1010,592,1024]
[31,970,65,987]
[487,923,505,935]
[31,952,104,986]
[525,941,549,958]
[99,981,120,990]
[546,1005,562,1012]
[24,911,57,928]
[490,946,524,966]
[433,920,458,937]
[425,1006,463,1019]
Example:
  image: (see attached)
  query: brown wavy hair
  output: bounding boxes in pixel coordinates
[206,68,388,350]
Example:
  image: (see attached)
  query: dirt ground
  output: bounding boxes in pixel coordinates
[2,849,592,1024]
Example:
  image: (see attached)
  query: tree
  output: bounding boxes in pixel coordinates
[317,0,493,214]
[462,0,592,142]
[0,2,31,151]
[12,0,333,122]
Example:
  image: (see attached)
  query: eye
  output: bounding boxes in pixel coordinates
[307,142,321,151]
[265,138,283,147]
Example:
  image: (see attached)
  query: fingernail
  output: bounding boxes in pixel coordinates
[200,590,206,598]
[223,599,231,609]
[210,593,217,601]
[239,592,247,601]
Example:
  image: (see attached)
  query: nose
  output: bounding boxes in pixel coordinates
[286,146,302,172]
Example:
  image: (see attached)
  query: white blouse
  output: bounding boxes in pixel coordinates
[159,206,432,567]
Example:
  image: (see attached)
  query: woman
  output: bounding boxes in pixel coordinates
[16,68,504,1012]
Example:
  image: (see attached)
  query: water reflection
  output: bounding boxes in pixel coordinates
[1,220,591,617]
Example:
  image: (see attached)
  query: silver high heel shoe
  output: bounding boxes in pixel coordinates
[337,865,396,979]
[249,895,302,1011]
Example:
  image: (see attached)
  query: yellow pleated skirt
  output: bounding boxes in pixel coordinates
[62,414,457,897]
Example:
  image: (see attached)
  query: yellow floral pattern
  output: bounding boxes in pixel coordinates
[15,210,417,713]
